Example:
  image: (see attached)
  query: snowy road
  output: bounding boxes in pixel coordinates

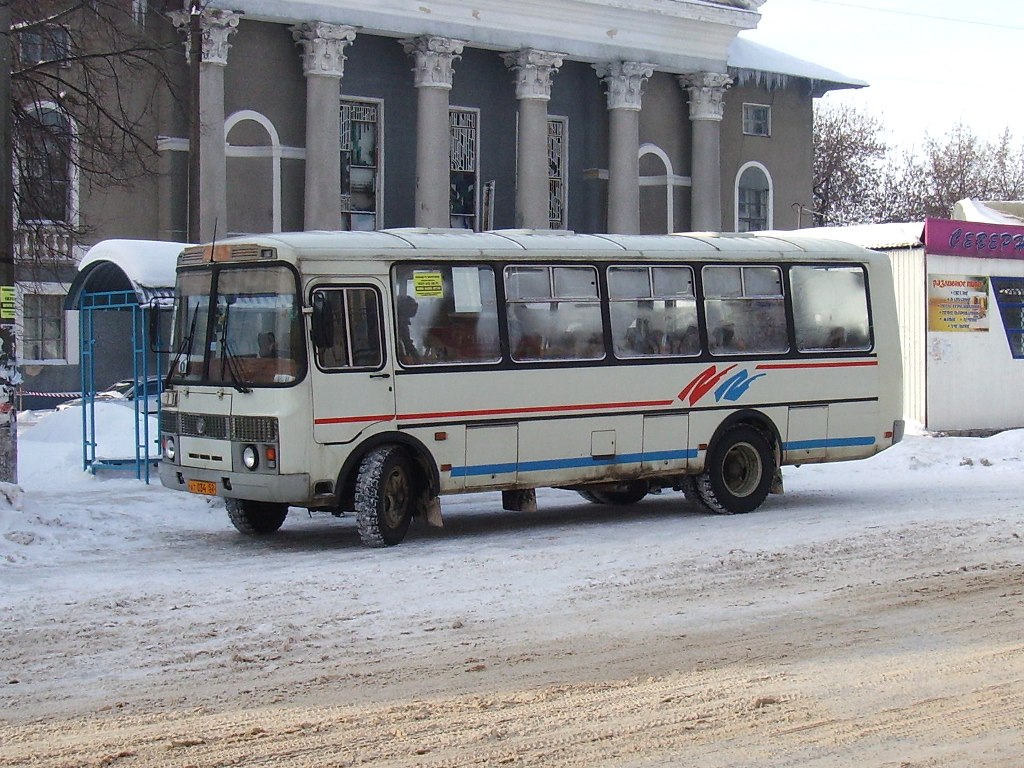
[1,410,1023,766]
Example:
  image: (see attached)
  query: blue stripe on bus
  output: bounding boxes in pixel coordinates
[783,436,876,450]
[450,448,698,478]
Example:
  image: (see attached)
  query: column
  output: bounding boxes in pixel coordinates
[172,9,240,242]
[503,49,564,230]
[292,22,356,231]
[678,72,732,232]
[594,61,654,234]
[402,36,464,228]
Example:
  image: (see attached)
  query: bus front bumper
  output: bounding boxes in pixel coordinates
[159,462,312,505]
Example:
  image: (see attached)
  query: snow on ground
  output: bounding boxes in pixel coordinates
[1,406,1022,766]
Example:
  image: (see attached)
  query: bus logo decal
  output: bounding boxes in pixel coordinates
[714,369,767,402]
[680,364,766,405]
[679,364,736,405]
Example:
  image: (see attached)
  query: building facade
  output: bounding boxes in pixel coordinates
[13,0,862,401]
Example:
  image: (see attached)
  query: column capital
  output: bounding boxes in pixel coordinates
[291,22,356,78]
[402,35,465,89]
[594,61,656,111]
[170,8,241,66]
[678,72,733,121]
[502,49,565,101]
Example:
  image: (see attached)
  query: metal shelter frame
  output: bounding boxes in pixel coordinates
[78,289,162,482]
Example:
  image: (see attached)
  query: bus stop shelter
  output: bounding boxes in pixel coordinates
[64,240,185,481]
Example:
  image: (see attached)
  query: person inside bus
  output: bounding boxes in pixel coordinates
[258,331,277,358]
[396,294,421,364]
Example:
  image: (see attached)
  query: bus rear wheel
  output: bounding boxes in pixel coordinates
[697,425,775,514]
[355,446,414,547]
[225,498,288,535]
[577,481,650,506]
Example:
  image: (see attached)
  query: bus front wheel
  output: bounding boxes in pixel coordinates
[697,425,775,514]
[225,498,288,535]
[355,446,414,547]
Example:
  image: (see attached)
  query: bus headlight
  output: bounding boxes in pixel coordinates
[242,444,259,470]
[164,436,176,461]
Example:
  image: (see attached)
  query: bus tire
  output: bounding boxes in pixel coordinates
[355,446,414,547]
[576,481,649,506]
[697,425,775,515]
[225,498,288,535]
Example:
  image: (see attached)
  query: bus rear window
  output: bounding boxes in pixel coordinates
[791,265,871,351]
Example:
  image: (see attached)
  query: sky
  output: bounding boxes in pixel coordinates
[746,0,1024,151]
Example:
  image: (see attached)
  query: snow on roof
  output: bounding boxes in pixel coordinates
[728,35,867,94]
[779,223,924,250]
[77,239,186,288]
[66,239,191,309]
[951,199,1024,225]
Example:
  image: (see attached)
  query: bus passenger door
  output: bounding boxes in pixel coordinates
[309,284,397,445]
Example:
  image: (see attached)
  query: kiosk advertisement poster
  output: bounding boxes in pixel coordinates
[927,274,989,332]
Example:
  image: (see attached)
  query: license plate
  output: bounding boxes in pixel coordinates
[188,480,218,496]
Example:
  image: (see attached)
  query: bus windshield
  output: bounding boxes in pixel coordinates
[169,264,304,388]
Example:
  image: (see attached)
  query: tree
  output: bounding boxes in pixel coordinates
[812,103,888,226]
[1,1,182,482]
[11,1,181,268]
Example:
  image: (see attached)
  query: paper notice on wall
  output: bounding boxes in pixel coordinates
[927,274,989,332]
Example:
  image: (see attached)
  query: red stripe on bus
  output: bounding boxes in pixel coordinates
[314,414,397,425]
[399,400,676,421]
[755,360,878,370]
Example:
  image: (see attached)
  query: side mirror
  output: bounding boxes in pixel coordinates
[310,292,335,350]
[148,304,172,353]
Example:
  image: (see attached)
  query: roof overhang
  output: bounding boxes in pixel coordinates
[208,0,763,72]
[728,35,867,97]
[65,240,188,310]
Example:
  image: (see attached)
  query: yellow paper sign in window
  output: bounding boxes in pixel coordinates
[413,271,444,299]
[0,286,14,321]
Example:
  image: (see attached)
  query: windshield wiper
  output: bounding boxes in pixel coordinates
[166,303,199,387]
[218,302,252,393]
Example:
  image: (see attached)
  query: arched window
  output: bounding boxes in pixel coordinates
[735,162,773,232]
[18,105,73,224]
[639,143,679,234]
[225,110,283,234]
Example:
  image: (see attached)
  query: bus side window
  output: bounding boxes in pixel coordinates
[312,287,383,370]
[703,265,788,356]
[609,265,698,358]
[791,265,871,352]
[391,265,501,366]
[505,265,604,362]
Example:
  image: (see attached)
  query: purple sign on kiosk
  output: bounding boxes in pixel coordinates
[924,217,1024,260]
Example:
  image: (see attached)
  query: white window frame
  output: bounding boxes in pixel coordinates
[16,282,78,366]
[548,115,568,229]
[742,103,771,137]
[19,24,71,67]
[340,96,384,231]
[16,101,79,228]
[734,161,774,232]
[224,110,288,235]
[449,106,481,231]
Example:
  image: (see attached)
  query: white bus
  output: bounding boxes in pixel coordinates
[158,229,904,546]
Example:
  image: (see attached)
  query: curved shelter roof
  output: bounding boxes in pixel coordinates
[65,240,188,310]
